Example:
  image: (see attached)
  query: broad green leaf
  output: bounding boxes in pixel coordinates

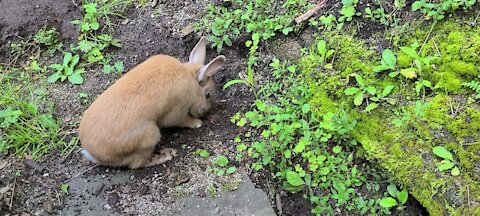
[397,190,408,205]
[284,149,291,158]
[344,87,360,95]
[48,64,63,71]
[416,82,423,95]
[286,171,305,186]
[399,46,421,60]
[422,80,432,88]
[68,73,84,84]
[437,161,455,171]
[60,184,69,194]
[382,49,396,69]
[380,197,398,208]
[373,64,391,72]
[62,52,73,67]
[302,104,310,114]
[47,73,61,83]
[319,167,330,175]
[71,54,80,66]
[366,86,376,95]
[400,68,417,79]
[332,146,341,154]
[451,166,460,176]
[382,85,395,96]
[355,75,365,86]
[226,167,236,174]
[432,146,453,161]
[412,1,423,11]
[216,155,229,167]
[365,103,379,112]
[354,92,364,106]
[388,71,399,77]
[195,149,210,158]
[317,40,326,56]
[216,169,225,176]
[387,184,398,197]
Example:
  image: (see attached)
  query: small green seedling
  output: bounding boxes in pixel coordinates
[48,52,85,85]
[60,183,69,195]
[103,61,124,74]
[211,155,236,176]
[78,92,89,104]
[432,146,460,176]
[316,40,335,69]
[344,75,395,111]
[195,149,210,158]
[380,184,408,210]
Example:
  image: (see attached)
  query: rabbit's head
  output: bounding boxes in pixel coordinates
[186,37,226,117]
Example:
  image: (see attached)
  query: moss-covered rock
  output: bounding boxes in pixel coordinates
[299,18,480,215]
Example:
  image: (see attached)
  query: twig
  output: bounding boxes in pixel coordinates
[9,176,16,210]
[24,159,45,173]
[467,185,471,216]
[294,0,326,24]
[71,0,79,8]
[63,165,98,183]
[462,142,479,146]
[276,193,283,216]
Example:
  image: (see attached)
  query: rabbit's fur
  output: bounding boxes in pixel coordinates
[78,37,226,169]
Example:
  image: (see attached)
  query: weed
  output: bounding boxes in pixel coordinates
[432,146,460,176]
[208,154,237,176]
[47,52,85,85]
[380,184,408,210]
[462,79,480,99]
[412,0,477,20]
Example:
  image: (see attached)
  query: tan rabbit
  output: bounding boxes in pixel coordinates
[78,36,226,169]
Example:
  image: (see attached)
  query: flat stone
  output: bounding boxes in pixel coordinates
[172,174,276,216]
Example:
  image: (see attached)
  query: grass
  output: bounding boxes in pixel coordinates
[1,0,130,161]
[0,69,65,161]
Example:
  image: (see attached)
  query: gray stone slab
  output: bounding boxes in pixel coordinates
[172,175,277,216]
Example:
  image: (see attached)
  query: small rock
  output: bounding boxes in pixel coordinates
[104,204,112,210]
[43,199,54,213]
[198,187,206,198]
[180,24,194,38]
[42,173,49,177]
[214,207,220,213]
[107,192,120,207]
[138,184,149,195]
[121,19,130,25]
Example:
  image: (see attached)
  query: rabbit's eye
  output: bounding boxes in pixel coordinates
[205,91,212,99]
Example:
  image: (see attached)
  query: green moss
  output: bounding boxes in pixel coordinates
[424,95,451,129]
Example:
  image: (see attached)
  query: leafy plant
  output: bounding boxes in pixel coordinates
[432,146,460,176]
[0,74,64,160]
[103,61,124,74]
[33,27,63,54]
[60,183,69,195]
[47,52,85,85]
[412,0,477,20]
[379,184,408,210]
[71,2,122,64]
[462,80,480,99]
[211,155,236,176]
[344,75,395,111]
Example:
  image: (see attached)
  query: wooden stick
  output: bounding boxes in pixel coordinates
[294,0,327,24]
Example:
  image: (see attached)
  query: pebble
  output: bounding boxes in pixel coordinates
[104,204,112,210]
[42,173,49,177]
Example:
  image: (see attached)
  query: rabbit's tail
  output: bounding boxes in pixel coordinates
[79,148,98,164]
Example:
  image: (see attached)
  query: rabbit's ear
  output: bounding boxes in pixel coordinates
[197,56,226,82]
[189,36,207,65]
